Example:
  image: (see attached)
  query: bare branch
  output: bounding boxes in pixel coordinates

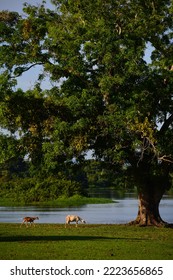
[158,155,173,164]
[10,62,44,78]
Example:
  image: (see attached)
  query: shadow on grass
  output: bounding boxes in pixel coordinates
[0,235,147,242]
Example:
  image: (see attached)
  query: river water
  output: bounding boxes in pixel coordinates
[0,195,172,224]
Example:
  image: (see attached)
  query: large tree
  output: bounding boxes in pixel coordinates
[1,0,173,226]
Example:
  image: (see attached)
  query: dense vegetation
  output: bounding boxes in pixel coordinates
[0,158,134,204]
[1,1,173,225]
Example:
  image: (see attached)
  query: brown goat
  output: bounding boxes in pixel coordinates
[20,216,39,227]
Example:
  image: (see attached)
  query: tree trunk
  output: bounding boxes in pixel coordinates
[130,193,166,227]
[129,178,169,227]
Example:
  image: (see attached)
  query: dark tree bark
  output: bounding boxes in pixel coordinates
[129,161,171,227]
[130,187,166,226]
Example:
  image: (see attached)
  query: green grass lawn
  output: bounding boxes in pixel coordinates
[0,223,172,260]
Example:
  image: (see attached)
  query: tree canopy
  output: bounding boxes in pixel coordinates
[0,0,173,225]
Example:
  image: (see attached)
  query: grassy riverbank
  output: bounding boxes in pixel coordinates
[0,195,113,207]
[0,223,172,260]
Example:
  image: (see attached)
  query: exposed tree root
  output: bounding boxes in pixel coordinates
[128,217,172,227]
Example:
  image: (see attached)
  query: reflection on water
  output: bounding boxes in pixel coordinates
[0,196,172,224]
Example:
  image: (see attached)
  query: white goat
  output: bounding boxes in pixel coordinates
[20,216,39,227]
[65,215,86,227]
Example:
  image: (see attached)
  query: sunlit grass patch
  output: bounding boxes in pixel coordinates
[0,223,172,260]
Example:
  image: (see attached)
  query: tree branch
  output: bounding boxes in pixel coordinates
[158,155,173,164]
[159,113,173,135]
[10,62,44,78]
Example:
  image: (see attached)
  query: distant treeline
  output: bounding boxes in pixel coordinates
[0,158,138,204]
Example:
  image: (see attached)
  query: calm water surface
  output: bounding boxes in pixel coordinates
[0,196,172,224]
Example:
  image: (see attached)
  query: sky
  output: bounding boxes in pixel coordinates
[0,0,54,13]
